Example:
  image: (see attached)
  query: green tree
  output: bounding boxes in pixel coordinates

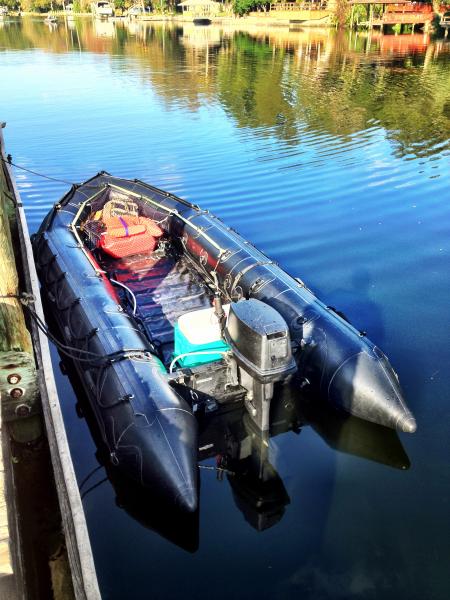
[1,0,19,10]
[113,0,127,10]
[232,0,268,16]
[30,0,64,11]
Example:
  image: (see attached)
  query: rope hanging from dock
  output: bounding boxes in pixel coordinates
[0,292,35,304]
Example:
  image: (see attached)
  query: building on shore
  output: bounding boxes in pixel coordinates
[179,0,223,19]
[348,0,435,31]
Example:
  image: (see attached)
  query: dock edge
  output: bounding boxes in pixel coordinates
[0,123,101,600]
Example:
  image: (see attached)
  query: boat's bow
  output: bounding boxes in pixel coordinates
[115,396,199,512]
[328,347,416,433]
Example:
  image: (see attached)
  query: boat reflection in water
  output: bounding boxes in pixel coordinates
[93,17,115,38]
[72,349,410,548]
[199,406,291,532]
[196,382,410,534]
[99,464,200,553]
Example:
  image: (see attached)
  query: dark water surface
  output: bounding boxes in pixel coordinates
[1,17,450,600]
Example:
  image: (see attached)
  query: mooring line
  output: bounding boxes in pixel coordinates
[1,156,76,186]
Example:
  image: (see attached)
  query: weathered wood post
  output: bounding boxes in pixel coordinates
[0,121,41,584]
[0,123,40,437]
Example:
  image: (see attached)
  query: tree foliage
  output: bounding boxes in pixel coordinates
[0,18,448,160]
[1,0,19,9]
[18,0,65,10]
[31,0,63,11]
[232,0,268,16]
[113,0,127,10]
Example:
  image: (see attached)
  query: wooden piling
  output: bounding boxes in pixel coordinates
[0,123,24,589]
[0,201,32,354]
[0,411,13,580]
[0,125,39,429]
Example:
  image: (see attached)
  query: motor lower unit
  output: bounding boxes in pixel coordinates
[224,299,297,431]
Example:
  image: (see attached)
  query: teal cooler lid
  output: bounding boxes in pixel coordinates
[173,322,230,368]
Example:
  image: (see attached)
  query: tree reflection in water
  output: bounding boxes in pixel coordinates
[1,19,448,158]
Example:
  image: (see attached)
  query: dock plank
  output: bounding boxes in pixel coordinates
[0,410,13,578]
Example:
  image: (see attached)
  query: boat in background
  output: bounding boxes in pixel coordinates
[193,17,211,26]
[44,14,58,25]
[63,2,75,21]
[179,0,219,25]
[91,0,114,19]
[127,4,151,18]
[440,10,450,32]
[33,173,416,513]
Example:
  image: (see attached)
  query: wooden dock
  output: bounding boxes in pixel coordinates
[441,10,450,36]
[0,123,101,599]
[0,417,13,587]
[349,0,434,31]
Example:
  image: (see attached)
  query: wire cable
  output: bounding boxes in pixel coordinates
[1,156,76,186]
[25,306,106,363]
[110,278,137,316]
[1,293,105,363]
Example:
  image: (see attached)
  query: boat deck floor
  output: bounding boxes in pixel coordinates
[99,248,213,365]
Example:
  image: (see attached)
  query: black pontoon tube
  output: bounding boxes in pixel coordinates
[168,197,417,434]
[34,193,199,512]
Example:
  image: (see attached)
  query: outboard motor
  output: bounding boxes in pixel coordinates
[224,299,297,431]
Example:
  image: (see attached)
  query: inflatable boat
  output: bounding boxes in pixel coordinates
[33,173,416,512]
